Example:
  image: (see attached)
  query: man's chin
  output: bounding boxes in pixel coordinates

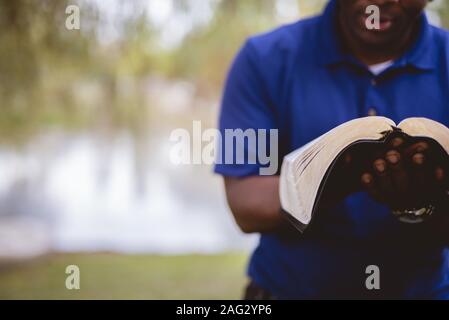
[354,30,400,50]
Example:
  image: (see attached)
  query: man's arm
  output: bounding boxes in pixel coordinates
[224,176,284,234]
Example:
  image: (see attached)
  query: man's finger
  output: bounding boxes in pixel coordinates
[409,151,436,207]
[361,172,384,203]
[412,152,425,165]
[385,150,409,207]
[372,158,396,204]
[435,166,445,182]
[405,141,429,159]
[434,166,448,196]
[389,137,404,149]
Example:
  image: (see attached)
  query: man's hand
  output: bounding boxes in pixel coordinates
[359,136,448,211]
[320,135,449,214]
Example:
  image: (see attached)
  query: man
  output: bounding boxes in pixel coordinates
[215,0,449,299]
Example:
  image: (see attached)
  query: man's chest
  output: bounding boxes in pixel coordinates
[279,67,449,151]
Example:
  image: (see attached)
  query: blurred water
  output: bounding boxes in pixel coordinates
[0,128,256,257]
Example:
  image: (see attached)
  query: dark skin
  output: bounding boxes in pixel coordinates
[338,0,429,65]
[321,135,448,213]
[224,0,448,234]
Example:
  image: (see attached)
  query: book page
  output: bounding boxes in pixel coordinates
[280,116,395,227]
[398,118,449,154]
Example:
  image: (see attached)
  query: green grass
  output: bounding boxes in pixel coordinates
[0,253,249,300]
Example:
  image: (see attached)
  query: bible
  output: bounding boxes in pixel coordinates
[279,117,449,232]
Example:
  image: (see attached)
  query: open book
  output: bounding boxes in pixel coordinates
[279,117,449,232]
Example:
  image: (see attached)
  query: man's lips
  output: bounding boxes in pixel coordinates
[360,14,395,32]
[379,18,393,31]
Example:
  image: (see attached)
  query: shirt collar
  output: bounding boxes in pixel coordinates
[317,0,436,71]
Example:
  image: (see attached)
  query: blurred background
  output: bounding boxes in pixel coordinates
[0,0,447,299]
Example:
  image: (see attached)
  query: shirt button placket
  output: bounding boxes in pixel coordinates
[366,76,379,117]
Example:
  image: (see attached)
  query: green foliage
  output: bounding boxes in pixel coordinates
[0,0,95,98]
[439,1,449,29]
[169,0,279,94]
[0,0,446,136]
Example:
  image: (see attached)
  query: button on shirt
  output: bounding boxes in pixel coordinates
[215,0,449,299]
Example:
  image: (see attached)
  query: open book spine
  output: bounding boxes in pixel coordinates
[280,133,397,234]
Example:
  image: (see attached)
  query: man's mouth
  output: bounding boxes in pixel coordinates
[360,14,395,32]
[378,17,394,31]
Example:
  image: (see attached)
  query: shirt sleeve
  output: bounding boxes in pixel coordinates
[214,39,279,177]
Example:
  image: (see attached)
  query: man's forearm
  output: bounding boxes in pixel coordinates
[224,176,285,233]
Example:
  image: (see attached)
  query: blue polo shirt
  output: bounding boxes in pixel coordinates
[215,0,449,299]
